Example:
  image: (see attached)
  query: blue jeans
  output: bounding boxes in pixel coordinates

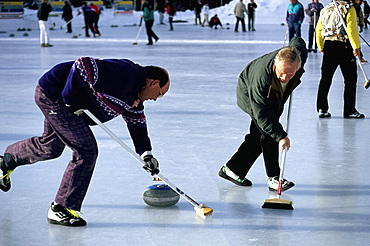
[288,21,301,41]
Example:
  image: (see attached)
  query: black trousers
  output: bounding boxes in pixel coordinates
[84,11,95,36]
[65,18,72,33]
[235,17,246,32]
[145,20,158,44]
[226,120,280,179]
[308,24,316,49]
[316,40,358,116]
[92,13,100,35]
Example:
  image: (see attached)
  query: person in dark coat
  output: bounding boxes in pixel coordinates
[157,0,166,24]
[0,57,170,227]
[209,14,223,29]
[37,0,53,47]
[364,0,370,28]
[247,0,257,31]
[62,1,73,33]
[166,0,176,31]
[77,1,96,37]
[219,37,307,192]
[89,3,101,37]
[194,0,202,25]
[305,0,324,52]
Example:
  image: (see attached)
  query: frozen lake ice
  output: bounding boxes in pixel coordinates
[0,7,370,245]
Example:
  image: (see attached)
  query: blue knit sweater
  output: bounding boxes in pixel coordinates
[38,57,151,155]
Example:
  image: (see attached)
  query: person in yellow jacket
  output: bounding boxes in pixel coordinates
[315,0,365,118]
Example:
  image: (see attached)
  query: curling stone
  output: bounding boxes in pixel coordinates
[9,33,15,37]
[23,33,28,36]
[143,184,180,207]
[72,35,78,38]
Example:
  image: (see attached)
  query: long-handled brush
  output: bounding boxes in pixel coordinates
[132,18,144,45]
[60,19,73,30]
[262,147,293,210]
[74,109,213,217]
[313,11,317,51]
[332,0,370,89]
[262,94,294,210]
[283,26,289,47]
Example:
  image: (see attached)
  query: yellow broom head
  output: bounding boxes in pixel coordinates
[194,204,213,217]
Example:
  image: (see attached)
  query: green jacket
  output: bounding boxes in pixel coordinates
[143,2,154,21]
[236,37,307,142]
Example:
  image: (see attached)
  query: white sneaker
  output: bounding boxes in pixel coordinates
[47,202,87,227]
[267,176,295,192]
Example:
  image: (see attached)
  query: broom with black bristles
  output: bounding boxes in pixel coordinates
[262,94,294,210]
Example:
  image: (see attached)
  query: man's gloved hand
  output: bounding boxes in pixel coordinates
[141,152,160,175]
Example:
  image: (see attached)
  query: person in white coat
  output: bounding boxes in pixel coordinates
[201,3,209,27]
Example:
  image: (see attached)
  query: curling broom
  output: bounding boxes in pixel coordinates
[74,109,213,217]
[262,94,294,210]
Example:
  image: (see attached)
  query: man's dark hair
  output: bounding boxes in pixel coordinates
[147,66,168,87]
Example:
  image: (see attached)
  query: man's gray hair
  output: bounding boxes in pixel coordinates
[275,47,301,69]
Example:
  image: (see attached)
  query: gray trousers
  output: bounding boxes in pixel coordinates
[5,85,98,211]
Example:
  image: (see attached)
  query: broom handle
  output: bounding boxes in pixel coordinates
[313,11,317,49]
[283,26,289,47]
[74,109,203,209]
[277,147,287,197]
[277,94,293,197]
[134,18,144,43]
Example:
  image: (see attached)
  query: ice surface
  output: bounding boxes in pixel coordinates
[0,4,370,246]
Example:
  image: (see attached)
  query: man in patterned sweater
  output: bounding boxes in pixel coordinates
[0,57,170,226]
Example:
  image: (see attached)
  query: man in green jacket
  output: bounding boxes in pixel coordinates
[143,0,159,45]
[219,37,307,192]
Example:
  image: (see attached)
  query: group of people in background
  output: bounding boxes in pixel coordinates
[286,0,366,120]
[76,1,101,37]
[38,0,102,48]
[233,0,257,32]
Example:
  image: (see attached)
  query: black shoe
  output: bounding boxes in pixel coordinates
[0,155,13,192]
[47,202,87,227]
[318,109,331,118]
[218,166,252,186]
[344,111,365,118]
[146,42,153,45]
